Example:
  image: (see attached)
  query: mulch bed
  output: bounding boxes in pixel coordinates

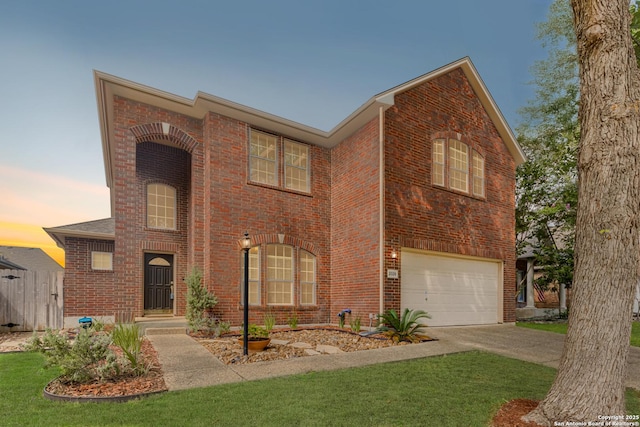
[44,338,167,399]
[193,327,429,365]
[491,399,544,427]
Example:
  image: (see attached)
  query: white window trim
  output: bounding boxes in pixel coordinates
[249,129,278,186]
[300,250,316,305]
[448,139,469,193]
[284,139,311,193]
[147,183,177,230]
[266,244,294,306]
[91,251,113,271]
[472,150,485,197]
[432,138,485,198]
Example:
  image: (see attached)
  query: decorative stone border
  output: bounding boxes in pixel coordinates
[43,384,166,404]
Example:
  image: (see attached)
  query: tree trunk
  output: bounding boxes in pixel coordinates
[524,0,640,425]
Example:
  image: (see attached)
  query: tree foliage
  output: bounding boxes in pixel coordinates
[523,0,640,423]
[516,0,578,294]
[516,0,640,295]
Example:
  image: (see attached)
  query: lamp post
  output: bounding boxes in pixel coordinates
[240,232,251,356]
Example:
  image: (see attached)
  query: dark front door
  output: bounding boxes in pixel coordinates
[144,254,173,313]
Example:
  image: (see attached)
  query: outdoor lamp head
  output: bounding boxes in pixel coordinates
[241,232,251,249]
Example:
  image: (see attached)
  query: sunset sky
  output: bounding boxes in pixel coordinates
[0,1,553,268]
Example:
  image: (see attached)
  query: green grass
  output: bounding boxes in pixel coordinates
[1,351,638,426]
[517,320,640,347]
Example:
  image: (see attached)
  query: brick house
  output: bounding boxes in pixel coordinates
[45,57,525,328]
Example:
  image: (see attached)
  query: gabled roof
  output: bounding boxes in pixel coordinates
[95,57,525,192]
[0,246,62,271]
[44,218,115,249]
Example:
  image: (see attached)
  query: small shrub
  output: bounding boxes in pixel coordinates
[377,308,430,343]
[263,310,276,332]
[240,324,269,340]
[287,311,299,329]
[185,267,218,332]
[350,313,362,333]
[24,328,115,383]
[217,320,231,336]
[111,323,145,375]
[91,318,106,332]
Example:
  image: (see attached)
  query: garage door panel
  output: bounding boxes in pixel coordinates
[400,251,501,327]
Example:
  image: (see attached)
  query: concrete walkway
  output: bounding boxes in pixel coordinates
[146,323,640,391]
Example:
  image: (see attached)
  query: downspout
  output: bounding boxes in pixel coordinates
[379,105,385,315]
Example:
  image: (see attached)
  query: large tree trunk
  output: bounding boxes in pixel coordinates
[524,0,640,425]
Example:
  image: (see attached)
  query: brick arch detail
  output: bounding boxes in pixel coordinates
[238,233,316,255]
[130,122,198,153]
[431,131,484,155]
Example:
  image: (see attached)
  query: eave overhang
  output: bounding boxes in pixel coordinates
[95,57,525,204]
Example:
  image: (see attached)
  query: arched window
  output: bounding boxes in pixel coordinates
[432,138,485,198]
[147,183,176,230]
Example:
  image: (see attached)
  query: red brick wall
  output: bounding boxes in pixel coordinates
[203,113,333,326]
[70,68,517,326]
[383,68,517,322]
[99,98,335,325]
[331,117,381,321]
[111,97,204,318]
[63,238,115,317]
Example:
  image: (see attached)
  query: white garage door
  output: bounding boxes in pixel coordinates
[400,250,502,327]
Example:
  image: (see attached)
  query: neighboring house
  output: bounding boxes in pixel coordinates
[45,57,525,328]
[0,246,63,272]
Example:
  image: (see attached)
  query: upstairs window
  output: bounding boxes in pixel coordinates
[250,130,278,185]
[448,139,469,193]
[147,183,176,229]
[472,150,485,197]
[432,139,445,186]
[284,140,310,192]
[432,138,485,198]
[249,129,311,193]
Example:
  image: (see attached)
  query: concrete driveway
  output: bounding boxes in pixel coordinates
[428,324,640,390]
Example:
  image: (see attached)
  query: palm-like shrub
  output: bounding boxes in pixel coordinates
[377,308,431,343]
[111,323,145,374]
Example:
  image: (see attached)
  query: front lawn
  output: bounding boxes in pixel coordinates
[517,320,640,347]
[1,350,639,426]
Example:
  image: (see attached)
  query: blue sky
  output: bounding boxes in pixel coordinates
[0,0,553,258]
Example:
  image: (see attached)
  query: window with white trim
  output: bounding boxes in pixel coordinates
[91,252,113,271]
[432,139,445,186]
[267,244,293,305]
[432,138,485,198]
[241,247,261,306]
[448,139,469,193]
[300,250,316,305]
[249,129,311,193]
[284,139,310,192]
[472,150,485,197]
[147,183,176,230]
[250,130,277,185]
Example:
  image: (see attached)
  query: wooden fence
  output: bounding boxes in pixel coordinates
[0,270,64,332]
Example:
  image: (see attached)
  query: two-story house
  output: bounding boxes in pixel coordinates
[45,57,525,328]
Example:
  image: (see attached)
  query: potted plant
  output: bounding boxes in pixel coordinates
[237,324,271,352]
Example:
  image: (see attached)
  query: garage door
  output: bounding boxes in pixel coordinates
[400,250,502,327]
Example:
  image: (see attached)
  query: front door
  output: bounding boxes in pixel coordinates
[144,253,173,314]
